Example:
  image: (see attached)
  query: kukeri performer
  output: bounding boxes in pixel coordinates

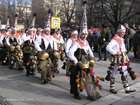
[63,30,78,76]
[35,27,59,84]
[0,22,10,64]
[68,29,102,100]
[68,1,103,100]
[6,28,22,47]
[52,28,65,73]
[22,28,37,76]
[6,27,24,69]
[106,25,136,94]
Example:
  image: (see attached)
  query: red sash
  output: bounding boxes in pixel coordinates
[70,37,75,42]
[52,34,62,41]
[15,33,20,40]
[112,36,124,45]
[30,34,35,40]
[10,33,14,39]
[76,39,88,47]
[19,33,23,38]
[2,32,7,38]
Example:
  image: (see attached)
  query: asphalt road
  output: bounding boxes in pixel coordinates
[0,52,139,105]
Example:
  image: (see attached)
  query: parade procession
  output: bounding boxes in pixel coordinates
[0,0,139,103]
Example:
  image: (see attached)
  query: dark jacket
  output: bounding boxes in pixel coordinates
[133,31,140,45]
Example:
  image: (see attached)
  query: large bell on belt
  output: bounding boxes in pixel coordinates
[122,52,127,63]
[110,55,114,63]
[10,45,15,51]
[16,45,21,50]
[89,59,96,67]
[38,51,49,60]
[53,51,60,59]
[88,56,96,67]
[32,50,38,55]
[23,46,33,53]
[78,61,89,69]
[126,55,129,62]
[117,55,121,65]
[114,56,118,64]
[78,56,90,69]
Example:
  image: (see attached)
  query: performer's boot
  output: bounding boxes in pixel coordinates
[74,93,81,100]
[122,79,136,94]
[62,62,66,69]
[110,78,117,94]
[66,67,70,76]
[26,71,30,77]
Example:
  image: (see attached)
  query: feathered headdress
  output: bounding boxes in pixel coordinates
[30,13,36,28]
[79,1,88,35]
[6,16,10,29]
[14,14,18,27]
[45,9,51,28]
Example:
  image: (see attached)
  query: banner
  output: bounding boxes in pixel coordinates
[51,17,60,29]
[16,25,24,30]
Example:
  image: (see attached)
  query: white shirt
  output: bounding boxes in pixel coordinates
[106,34,126,55]
[0,34,4,45]
[52,33,64,44]
[34,34,58,52]
[22,33,36,44]
[6,33,22,46]
[65,37,76,56]
[68,38,94,64]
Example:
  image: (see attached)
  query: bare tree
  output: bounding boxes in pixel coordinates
[101,0,136,31]
[59,0,78,28]
[16,0,31,24]
[32,0,47,28]
[0,0,31,26]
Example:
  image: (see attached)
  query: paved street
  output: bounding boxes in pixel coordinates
[0,52,140,105]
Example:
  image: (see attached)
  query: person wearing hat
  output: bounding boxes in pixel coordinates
[62,30,78,76]
[52,27,64,44]
[97,24,111,61]
[6,27,24,69]
[35,27,58,84]
[52,27,65,60]
[6,27,22,46]
[106,24,136,94]
[22,28,37,76]
[68,29,94,100]
[36,28,43,40]
[0,29,9,64]
[35,27,57,52]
